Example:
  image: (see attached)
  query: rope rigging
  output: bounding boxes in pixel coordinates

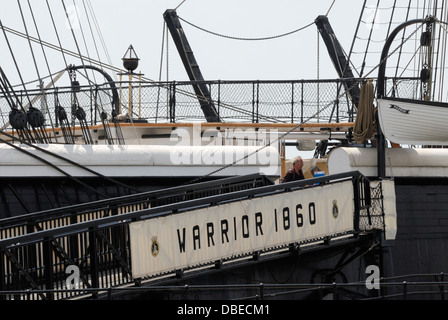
[348,0,448,87]
[26,0,60,142]
[0,129,141,195]
[0,0,127,146]
[54,87,75,144]
[61,0,96,145]
[0,16,42,143]
[17,0,50,144]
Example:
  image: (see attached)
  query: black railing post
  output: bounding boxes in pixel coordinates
[0,248,5,301]
[332,282,339,300]
[69,214,79,268]
[335,80,340,123]
[217,80,221,119]
[256,81,259,123]
[251,82,255,123]
[89,227,99,298]
[403,281,408,300]
[291,82,294,123]
[352,174,361,233]
[43,237,54,300]
[300,81,304,123]
[169,81,176,123]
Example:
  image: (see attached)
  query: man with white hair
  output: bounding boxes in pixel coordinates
[281,156,305,183]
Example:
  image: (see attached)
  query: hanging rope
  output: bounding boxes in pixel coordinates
[82,0,103,75]
[353,80,375,143]
[27,0,60,142]
[85,0,115,76]
[17,0,50,144]
[175,0,188,10]
[156,20,167,123]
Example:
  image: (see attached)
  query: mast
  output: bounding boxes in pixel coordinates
[163,9,221,123]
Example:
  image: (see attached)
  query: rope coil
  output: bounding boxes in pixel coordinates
[354,80,376,143]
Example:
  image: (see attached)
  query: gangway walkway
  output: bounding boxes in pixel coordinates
[0,171,388,300]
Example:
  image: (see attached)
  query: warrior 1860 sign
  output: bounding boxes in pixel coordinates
[129,180,354,278]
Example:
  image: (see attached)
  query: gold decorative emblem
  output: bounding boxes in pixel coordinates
[151,236,159,257]
[332,200,339,218]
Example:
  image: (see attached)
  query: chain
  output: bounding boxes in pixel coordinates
[178,15,314,41]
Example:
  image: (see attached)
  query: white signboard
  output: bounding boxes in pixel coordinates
[130,180,354,278]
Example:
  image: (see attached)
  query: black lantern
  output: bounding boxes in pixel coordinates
[122,45,139,73]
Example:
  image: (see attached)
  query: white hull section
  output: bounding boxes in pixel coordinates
[377,98,448,145]
[0,144,281,178]
[328,147,448,177]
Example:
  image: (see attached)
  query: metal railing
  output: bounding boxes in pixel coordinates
[0,174,274,239]
[0,78,420,132]
[0,171,380,300]
[1,273,446,300]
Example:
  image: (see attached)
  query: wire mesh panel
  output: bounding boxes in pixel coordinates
[359,181,386,233]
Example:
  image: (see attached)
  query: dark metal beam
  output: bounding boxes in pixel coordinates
[315,15,361,109]
[163,9,221,122]
[67,64,119,116]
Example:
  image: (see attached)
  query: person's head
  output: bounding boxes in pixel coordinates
[311,166,320,176]
[292,156,303,171]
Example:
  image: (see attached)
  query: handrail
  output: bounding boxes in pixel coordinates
[0,171,365,249]
[7,77,419,96]
[1,275,446,300]
[0,77,420,129]
[0,173,272,229]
